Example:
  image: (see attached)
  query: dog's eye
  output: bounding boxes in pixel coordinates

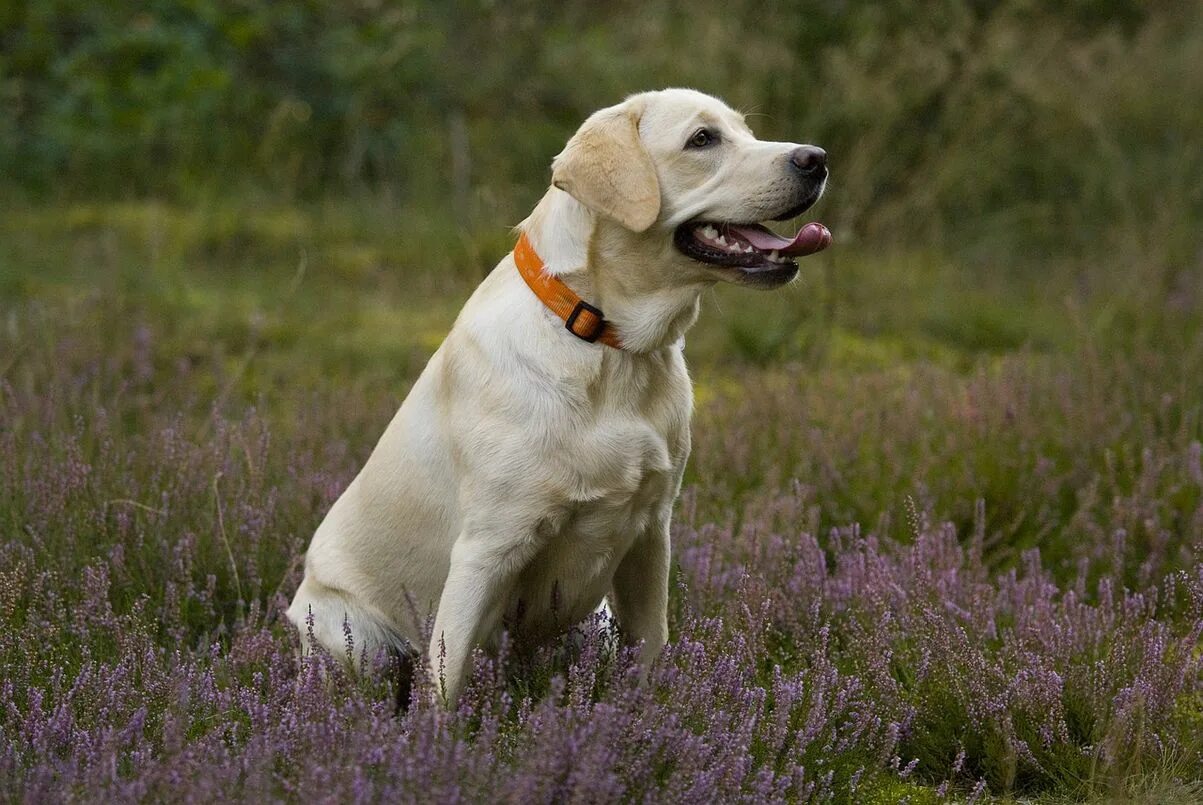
[686,128,718,149]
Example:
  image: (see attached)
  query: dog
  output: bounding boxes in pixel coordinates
[286,88,830,705]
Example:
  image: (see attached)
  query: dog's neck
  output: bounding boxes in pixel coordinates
[518,188,709,354]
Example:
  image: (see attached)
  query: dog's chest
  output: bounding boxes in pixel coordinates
[510,361,689,633]
[561,354,689,520]
[512,418,674,632]
[568,413,675,502]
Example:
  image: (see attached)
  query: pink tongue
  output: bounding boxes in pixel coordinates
[729,222,832,256]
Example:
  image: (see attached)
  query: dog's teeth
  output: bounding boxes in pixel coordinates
[702,226,718,238]
[769,250,779,262]
[716,235,727,246]
[744,245,755,253]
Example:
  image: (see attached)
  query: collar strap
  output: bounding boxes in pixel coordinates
[513,232,623,349]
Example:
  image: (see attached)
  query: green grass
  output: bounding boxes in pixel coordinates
[0,197,1079,378]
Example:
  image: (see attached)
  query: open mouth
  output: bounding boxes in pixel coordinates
[673,220,832,285]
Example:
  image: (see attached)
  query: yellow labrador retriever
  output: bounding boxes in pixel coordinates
[287,88,830,705]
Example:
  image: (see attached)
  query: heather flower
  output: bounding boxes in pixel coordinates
[2,305,1202,801]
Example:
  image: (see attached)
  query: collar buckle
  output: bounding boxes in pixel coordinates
[564,299,606,342]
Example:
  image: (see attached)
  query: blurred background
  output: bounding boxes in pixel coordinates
[3,0,1201,374]
[2,0,1202,464]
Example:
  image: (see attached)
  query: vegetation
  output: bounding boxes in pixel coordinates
[2,1,1202,801]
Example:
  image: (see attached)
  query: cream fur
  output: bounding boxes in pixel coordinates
[286,88,825,705]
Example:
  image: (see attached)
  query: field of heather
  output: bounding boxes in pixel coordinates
[2,196,1201,803]
[4,3,1203,802]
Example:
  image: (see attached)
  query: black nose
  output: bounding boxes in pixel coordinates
[790,146,827,177]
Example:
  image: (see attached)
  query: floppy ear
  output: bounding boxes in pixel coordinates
[551,106,661,233]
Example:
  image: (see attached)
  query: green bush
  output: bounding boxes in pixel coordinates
[3,1,1201,270]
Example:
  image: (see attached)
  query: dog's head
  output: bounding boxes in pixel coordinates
[552,88,830,289]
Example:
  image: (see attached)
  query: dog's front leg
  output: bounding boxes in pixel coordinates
[429,526,536,706]
[609,515,671,669]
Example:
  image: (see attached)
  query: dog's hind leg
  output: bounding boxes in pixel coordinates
[286,576,408,673]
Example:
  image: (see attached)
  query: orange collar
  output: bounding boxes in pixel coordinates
[512,232,623,349]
